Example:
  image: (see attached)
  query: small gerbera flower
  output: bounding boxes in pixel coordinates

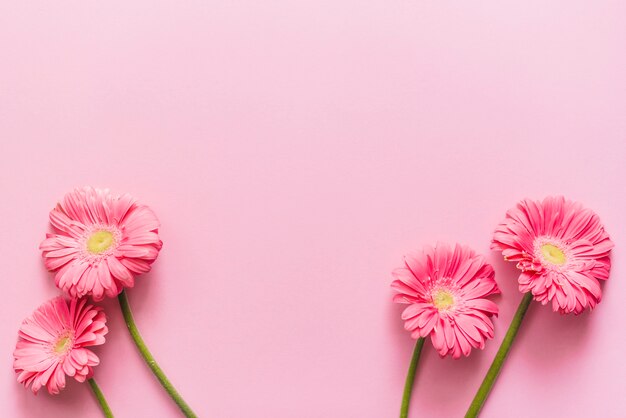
[40,187,163,300]
[492,196,613,314]
[13,297,108,394]
[391,243,500,359]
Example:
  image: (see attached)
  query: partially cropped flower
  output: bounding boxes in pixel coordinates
[40,187,163,300]
[13,297,108,394]
[492,196,613,314]
[391,243,500,359]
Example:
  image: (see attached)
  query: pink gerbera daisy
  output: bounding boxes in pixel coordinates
[492,196,613,314]
[40,187,163,300]
[391,243,500,359]
[13,297,108,394]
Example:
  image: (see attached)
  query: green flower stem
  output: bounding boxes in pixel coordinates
[465,292,533,418]
[400,337,426,418]
[88,378,114,418]
[118,290,197,418]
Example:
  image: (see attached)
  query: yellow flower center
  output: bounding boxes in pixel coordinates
[540,243,566,266]
[87,230,115,254]
[433,290,455,310]
[54,336,72,354]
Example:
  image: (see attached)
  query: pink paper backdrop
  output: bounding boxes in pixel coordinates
[1,1,625,417]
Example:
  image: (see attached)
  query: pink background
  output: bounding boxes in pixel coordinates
[1,1,625,417]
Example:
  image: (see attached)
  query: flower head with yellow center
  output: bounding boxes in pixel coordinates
[492,196,613,314]
[13,297,108,395]
[40,187,163,301]
[391,243,500,359]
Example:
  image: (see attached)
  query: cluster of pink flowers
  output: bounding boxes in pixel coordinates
[12,189,615,417]
[391,196,613,417]
[14,187,162,394]
[391,196,613,358]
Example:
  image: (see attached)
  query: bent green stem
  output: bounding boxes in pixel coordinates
[465,292,533,418]
[400,337,425,418]
[88,378,114,418]
[118,290,197,418]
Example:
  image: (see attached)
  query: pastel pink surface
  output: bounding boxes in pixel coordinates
[1,1,625,417]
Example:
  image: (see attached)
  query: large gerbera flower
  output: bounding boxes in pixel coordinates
[13,297,108,394]
[40,187,163,300]
[391,243,500,359]
[492,196,613,314]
